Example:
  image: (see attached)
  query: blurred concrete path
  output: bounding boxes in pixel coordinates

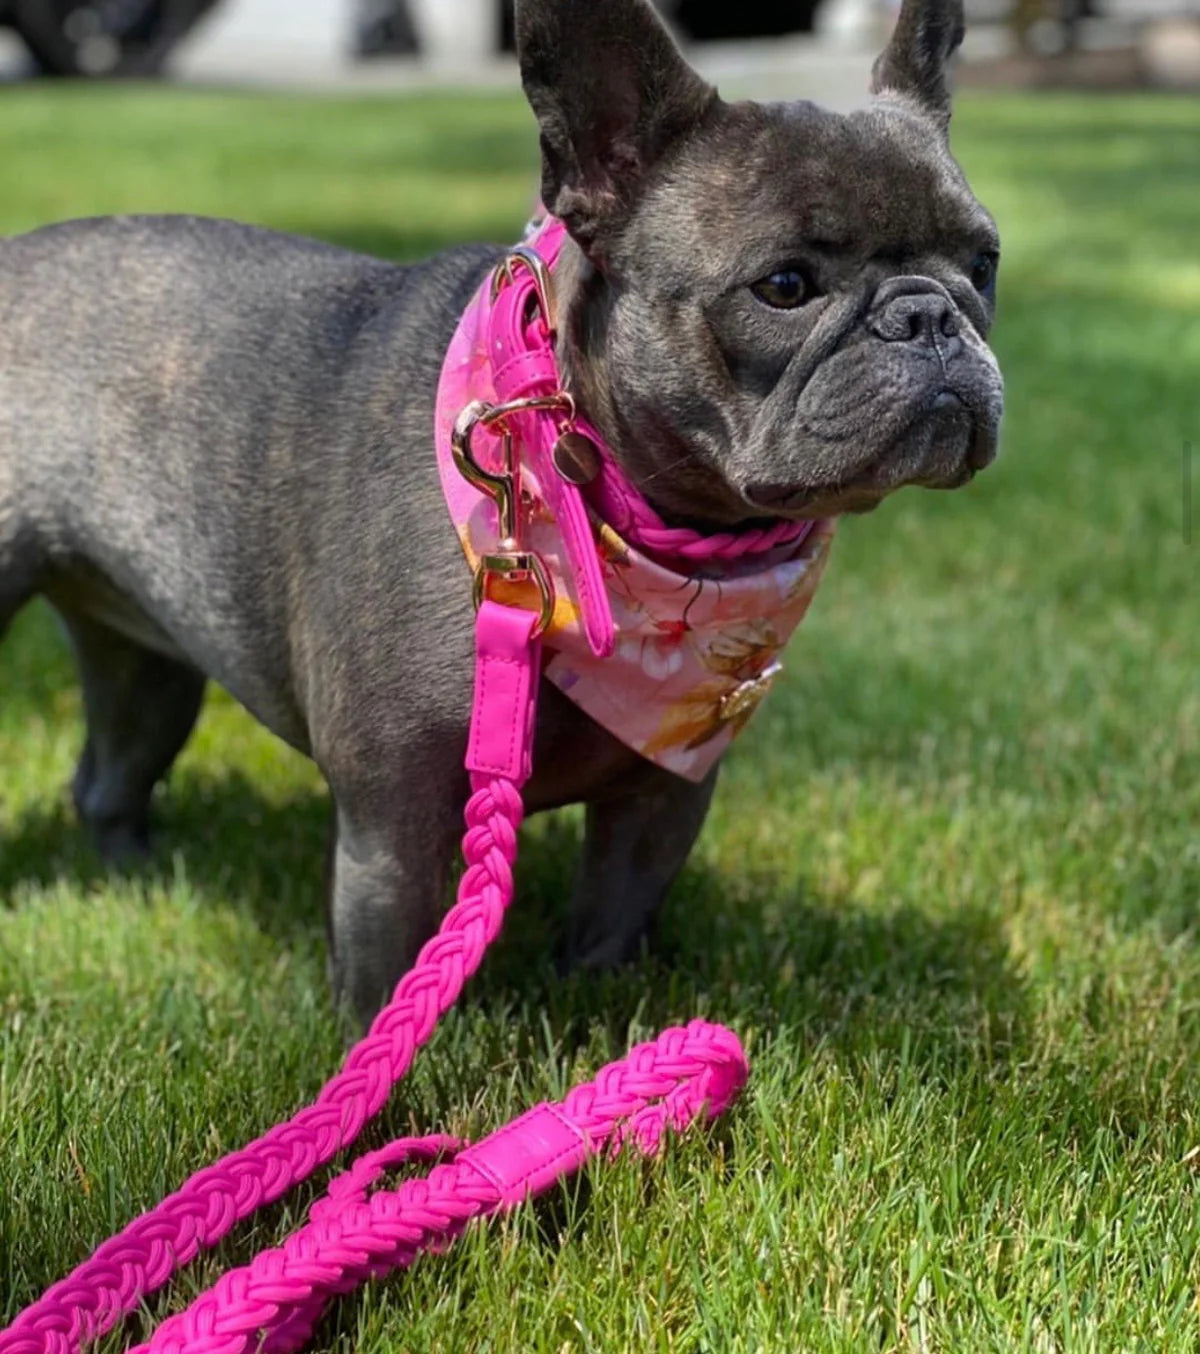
[173,7,877,112]
[0,3,877,112]
[172,0,876,106]
[176,41,876,111]
[700,39,875,107]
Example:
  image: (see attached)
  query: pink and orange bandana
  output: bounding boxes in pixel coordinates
[435,225,837,783]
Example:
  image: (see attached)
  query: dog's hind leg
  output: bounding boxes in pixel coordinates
[0,517,39,644]
[57,608,206,861]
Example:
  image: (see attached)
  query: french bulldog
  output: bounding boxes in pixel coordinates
[0,0,1003,1026]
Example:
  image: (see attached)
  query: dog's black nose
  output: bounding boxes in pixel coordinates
[870,291,960,347]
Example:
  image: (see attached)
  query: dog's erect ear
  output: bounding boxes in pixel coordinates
[870,0,965,131]
[515,0,717,256]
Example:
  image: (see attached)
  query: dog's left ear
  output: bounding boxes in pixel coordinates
[515,0,718,258]
[870,0,965,131]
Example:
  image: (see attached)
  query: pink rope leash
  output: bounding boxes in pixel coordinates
[136,1023,745,1354]
[2,603,748,1354]
[590,448,810,566]
[1,768,529,1354]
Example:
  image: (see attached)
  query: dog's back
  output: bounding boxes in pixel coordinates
[0,215,485,744]
[0,215,407,569]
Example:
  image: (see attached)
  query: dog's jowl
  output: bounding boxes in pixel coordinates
[0,0,1003,1026]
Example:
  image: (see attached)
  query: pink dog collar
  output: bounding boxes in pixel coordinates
[436,217,838,782]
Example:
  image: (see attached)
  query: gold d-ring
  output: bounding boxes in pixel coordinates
[473,551,555,637]
[490,245,559,340]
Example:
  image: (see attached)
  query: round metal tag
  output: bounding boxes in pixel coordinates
[552,432,601,487]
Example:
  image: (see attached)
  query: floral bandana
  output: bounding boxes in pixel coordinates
[435,222,837,783]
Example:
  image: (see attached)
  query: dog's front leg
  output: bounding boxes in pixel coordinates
[325,748,469,1028]
[564,765,719,971]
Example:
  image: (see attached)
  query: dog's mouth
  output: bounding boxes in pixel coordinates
[743,387,999,520]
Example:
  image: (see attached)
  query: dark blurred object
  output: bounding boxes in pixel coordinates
[672,0,820,37]
[1010,0,1098,52]
[499,0,817,51]
[2,0,220,75]
[355,0,418,58]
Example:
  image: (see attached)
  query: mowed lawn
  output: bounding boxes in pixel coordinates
[1,85,1198,1352]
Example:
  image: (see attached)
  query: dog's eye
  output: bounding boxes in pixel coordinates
[970,252,998,294]
[751,270,809,310]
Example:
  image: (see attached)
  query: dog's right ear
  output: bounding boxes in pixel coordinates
[871,0,965,132]
[515,0,717,259]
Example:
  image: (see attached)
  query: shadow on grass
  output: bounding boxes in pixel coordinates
[487,812,1030,1071]
[0,770,331,946]
[1,767,1030,1078]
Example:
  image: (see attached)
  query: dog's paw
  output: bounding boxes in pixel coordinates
[92,818,153,868]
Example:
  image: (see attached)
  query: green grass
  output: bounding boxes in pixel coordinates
[2,86,1199,1351]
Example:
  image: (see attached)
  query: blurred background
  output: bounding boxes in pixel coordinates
[0,0,1197,88]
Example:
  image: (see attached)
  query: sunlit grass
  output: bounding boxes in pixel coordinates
[2,88,1198,1351]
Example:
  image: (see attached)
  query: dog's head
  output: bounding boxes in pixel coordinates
[515,0,1003,525]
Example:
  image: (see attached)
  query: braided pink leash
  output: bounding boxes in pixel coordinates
[1,225,806,1353]
[3,601,748,1354]
[588,441,808,565]
[137,1022,745,1354]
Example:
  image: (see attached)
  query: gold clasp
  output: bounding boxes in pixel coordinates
[452,400,518,543]
[451,394,576,545]
[453,245,569,638]
[451,393,575,637]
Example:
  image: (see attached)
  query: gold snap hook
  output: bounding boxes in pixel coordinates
[451,400,518,544]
